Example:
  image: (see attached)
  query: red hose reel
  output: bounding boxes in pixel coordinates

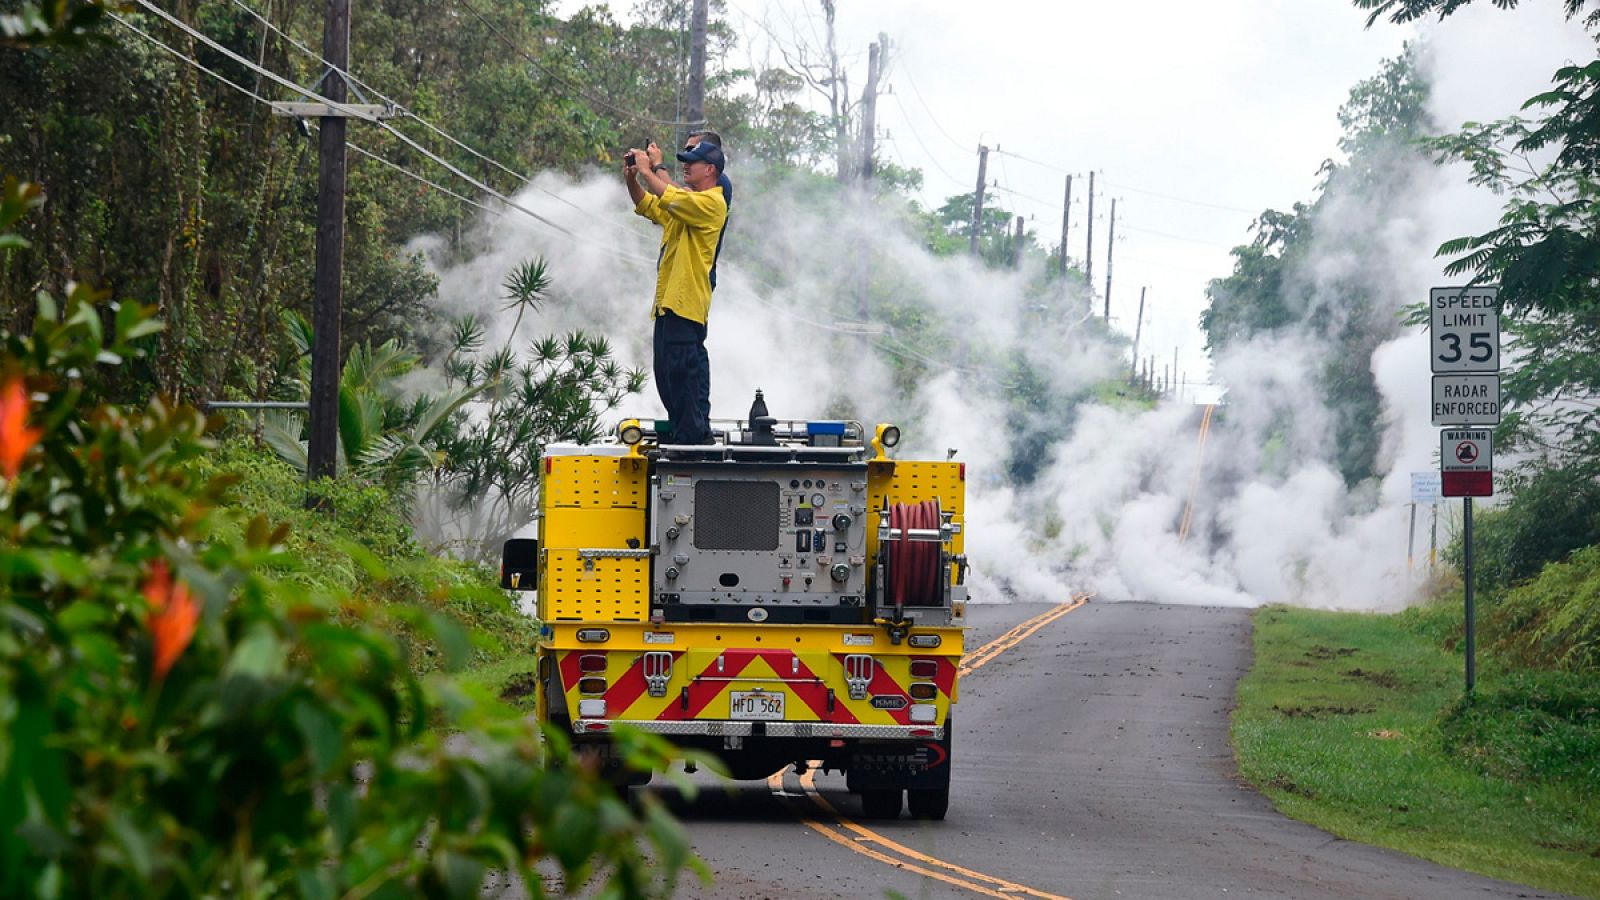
[886,499,946,611]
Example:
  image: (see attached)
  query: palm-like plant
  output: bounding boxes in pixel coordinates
[420,258,648,560]
[263,311,482,491]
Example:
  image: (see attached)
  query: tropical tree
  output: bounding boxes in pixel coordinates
[1201,48,1431,486]
[261,312,480,493]
[1423,60,1600,471]
[419,257,649,560]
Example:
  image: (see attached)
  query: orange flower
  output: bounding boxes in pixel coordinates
[0,376,41,481]
[144,560,200,681]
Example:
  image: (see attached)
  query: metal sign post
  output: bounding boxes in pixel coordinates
[1431,285,1500,694]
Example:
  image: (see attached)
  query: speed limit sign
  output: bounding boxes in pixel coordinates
[1430,286,1499,373]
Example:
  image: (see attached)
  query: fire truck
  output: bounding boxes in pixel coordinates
[500,392,968,820]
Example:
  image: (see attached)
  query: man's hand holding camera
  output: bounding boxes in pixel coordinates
[626,142,670,198]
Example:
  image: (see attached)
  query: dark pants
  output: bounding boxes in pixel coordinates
[653,310,712,444]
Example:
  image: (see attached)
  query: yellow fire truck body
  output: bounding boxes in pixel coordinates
[502,409,967,819]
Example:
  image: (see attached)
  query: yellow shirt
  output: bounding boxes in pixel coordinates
[634,184,729,325]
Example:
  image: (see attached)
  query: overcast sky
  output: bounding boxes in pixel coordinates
[562,0,1592,388]
[725,0,1425,387]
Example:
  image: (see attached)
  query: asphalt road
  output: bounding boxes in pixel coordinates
[633,601,1572,900]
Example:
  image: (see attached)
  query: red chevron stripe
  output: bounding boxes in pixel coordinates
[752,650,859,724]
[558,650,582,698]
[865,660,912,724]
[656,650,759,720]
[933,657,957,696]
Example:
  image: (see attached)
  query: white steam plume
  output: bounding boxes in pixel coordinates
[415,4,1591,610]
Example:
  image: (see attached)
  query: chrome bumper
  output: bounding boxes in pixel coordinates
[571,719,944,740]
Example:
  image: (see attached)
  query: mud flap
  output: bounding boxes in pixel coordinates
[845,727,952,792]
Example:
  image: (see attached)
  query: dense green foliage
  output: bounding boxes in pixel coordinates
[1443,464,1600,596]
[0,293,697,898]
[192,439,539,674]
[1233,605,1600,897]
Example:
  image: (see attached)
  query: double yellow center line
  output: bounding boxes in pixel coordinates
[960,594,1088,676]
[768,599,1087,900]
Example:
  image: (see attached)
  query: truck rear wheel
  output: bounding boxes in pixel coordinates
[860,788,903,820]
[907,787,949,820]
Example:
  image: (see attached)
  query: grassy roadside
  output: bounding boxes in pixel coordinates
[195,440,538,703]
[1232,604,1600,898]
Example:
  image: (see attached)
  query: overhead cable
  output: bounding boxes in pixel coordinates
[110,11,500,221]
[115,3,1016,380]
[226,0,634,236]
[128,0,654,267]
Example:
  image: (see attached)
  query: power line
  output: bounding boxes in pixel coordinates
[994,148,1258,215]
[348,143,504,218]
[887,94,970,191]
[1118,221,1236,248]
[128,0,655,267]
[226,0,635,238]
[1102,178,1258,216]
[115,9,975,380]
[116,3,1022,382]
[450,0,699,129]
[895,62,971,154]
[110,11,500,222]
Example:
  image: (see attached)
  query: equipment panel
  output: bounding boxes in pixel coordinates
[652,462,869,620]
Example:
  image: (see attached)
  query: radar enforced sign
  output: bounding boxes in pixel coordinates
[1432,374,1500,426]
[1441,429,1493,497]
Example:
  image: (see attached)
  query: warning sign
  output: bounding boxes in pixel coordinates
[1440,429,1493,497]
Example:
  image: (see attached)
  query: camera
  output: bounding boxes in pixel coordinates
[624,150,637,166]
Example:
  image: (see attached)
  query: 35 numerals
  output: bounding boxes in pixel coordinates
[1439,332,1494,364]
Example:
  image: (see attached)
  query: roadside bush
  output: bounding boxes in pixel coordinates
[1444,464,1600,597]
[1438,670,1600,788]
[1484,544,1600,673]
[0,291,697,895]
[190,439,538,676]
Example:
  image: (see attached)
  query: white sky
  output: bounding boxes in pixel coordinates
[555,0,1594,388]
[718,0,1416,388]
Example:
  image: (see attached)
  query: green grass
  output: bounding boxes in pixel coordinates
[191,440,538,691]
[1233,604,1600,898]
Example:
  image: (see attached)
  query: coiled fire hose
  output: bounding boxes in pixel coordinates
[888,499,944,612]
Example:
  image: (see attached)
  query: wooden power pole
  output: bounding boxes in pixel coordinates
[969,144,989,256]
[1104,197,1117,321]
[860,36,884,181]
[1011,215,1025,269]
[1084,171,1094,299]
[1130,286,1146,377]
[1058,174,1072,278]
[307,0,351,487]
[686,0,708,132]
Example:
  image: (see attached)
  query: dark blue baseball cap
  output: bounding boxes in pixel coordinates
[676,141,726,172]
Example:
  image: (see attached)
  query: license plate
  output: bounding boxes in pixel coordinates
[730,690,785,720]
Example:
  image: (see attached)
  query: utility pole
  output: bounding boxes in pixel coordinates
[969,144,989,256]
[1058,174,1072,279]
[686,0,708,134]
[859,35,885,181]
[307,0,351,490]
[1129,286,1146,378]
[1104,197,1117,321]
[1084,171,1095,301]
[1011,216,1025,269]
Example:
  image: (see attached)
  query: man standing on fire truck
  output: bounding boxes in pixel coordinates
[624,137,729,446]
